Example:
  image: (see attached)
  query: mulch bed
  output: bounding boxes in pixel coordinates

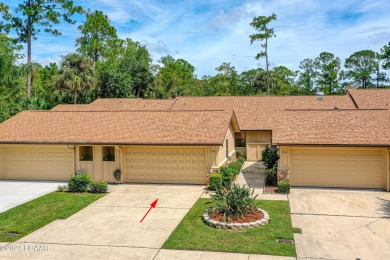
[264,184,278,194]
[209,209,264,223]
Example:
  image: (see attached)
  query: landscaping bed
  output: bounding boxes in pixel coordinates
[163,198,296,256]
[0,192,105,242]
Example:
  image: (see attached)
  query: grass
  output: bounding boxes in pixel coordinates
[163,198,296,256]
[0,192,105,242]
[292,227,302,233]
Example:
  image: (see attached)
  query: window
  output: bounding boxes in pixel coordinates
[102,146,115,161]
[80,146,93,161]
[226,139,229,158]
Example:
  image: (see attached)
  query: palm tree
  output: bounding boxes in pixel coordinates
[55,53,96,104]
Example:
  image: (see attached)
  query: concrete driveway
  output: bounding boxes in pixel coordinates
[0,184,204,259]
[0,180,65,213]
[290,188,390,260]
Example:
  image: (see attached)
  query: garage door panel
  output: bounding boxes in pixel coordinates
[290,147,385,188]
[125,146,206,184]
[0,145,73,180]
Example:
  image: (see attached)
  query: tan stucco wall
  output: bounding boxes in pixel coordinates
[246,131,271,143]
[280,146,387,189]
[216,124,235,167]
[0,144,74,181]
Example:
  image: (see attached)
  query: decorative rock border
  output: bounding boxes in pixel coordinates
[202,208,270,230]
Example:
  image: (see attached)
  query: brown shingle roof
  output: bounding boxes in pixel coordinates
[172,95,356,111]
[51,99,176,111]
[272,109,390,146]
[347,87,390,109]
[0,110,231,145]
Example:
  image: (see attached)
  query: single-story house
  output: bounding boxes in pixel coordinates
[0,87,389,191]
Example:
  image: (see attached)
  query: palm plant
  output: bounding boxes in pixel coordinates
[55,53,96,104]
[209,184,258,222]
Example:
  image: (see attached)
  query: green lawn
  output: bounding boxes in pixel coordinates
[163,198,296,256]
[0,192,105,242]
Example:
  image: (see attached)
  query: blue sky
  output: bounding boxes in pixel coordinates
[6,0,390,77]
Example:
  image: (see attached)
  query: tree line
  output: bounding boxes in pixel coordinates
[0,2,389,122]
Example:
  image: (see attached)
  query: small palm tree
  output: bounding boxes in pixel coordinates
[55,53,96,104]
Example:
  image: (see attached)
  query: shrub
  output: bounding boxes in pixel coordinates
[89,181,108,193]
[68,173,91,193]
[209,174,222,191]
[219,166,236,189]
[265,164,278,185]
[57,185,68,192]
[236,150,243,157]
[210,184,258,221]
[113,169,122,182]
[262,145,279,169]
[228,161,243,173]
[237,157,245,164]
[278,181,290,194]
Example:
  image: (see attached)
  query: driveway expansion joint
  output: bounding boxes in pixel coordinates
[17,241,161,250]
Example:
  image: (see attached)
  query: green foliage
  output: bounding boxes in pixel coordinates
[236,150,243,156]
[344,50,377,89]
[313,52,341,94]
[209,174,222,191]
[219,159,245,189]
[265,165,278,185]
[55,53,96,104]
[262,146,279,169]
[4,0,84,98]
[278,181,290,194]
[76,10,122,63]
[155,55,196,98]
[0,192,104,242]
[298,58,317,94]
[210,184,258,221]
[163,199,296,256]
[219,166,236,189]
[237,157,245,164]
[88,181,108,194]
[381,42,390,70]
[57,185,68,192]
[249,13,277,94]
[292,227,302,234]
[68,173,91,193]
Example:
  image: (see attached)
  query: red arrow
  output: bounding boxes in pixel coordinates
[140,199,158,223]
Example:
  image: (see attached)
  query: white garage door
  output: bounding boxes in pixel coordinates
[290,147,386,188]
[0,145,73,180]
[125,146,206,184]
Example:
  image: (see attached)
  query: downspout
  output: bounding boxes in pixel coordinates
[387,149,390,192]
[115,146,124,183]
[66,145,76,174]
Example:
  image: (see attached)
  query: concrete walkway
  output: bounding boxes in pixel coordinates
[0,180,65,213]
[0,183,293,259]
[236,161,288,201]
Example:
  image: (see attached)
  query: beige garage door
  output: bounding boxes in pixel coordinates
[290,147,386,188]
[0,145,73,180]
[125,146,206,184]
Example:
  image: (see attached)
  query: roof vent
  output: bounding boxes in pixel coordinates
[334,106,338,110]
[317,97,324,101]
